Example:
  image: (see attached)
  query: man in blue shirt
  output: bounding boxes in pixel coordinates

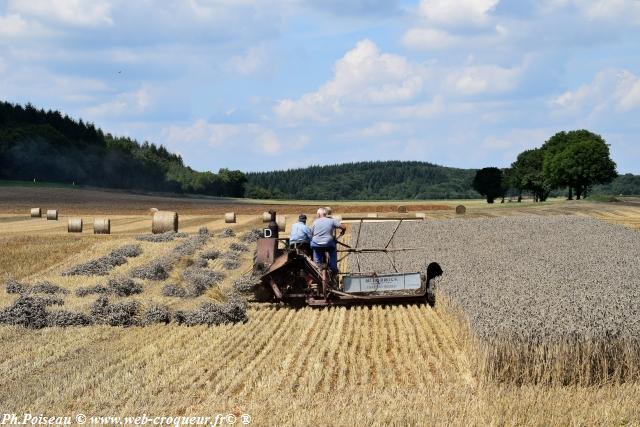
[290,214,312,252]
[311,207,346,273]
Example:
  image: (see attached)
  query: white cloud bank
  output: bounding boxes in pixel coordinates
[275,39,523,124]
[161,120,284,157]
[275,39,426,123]
[554,69,640,114]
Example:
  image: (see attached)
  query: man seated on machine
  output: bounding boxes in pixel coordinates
[289,214,312,253]
[310,207,346,273]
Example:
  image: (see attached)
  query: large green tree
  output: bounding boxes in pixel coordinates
[472,167,504,203]
[542,130,617,199]
[510,148,551,202]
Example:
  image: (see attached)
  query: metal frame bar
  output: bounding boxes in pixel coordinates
[337,247,421,253]
[335,217,418,278]
[340,217,424,222]
[384,251,399,273]
[384,219,403,249]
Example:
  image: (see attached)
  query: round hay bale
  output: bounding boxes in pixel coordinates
[68,218,83,233]
[456,205,466,215]
[262,212,272,223]
[324,206,332,216]
[415,212,426,219]
[152,211,178,234]
[46,210,58,221]
[30,208,42,218]
[224,212,236,224]
[276,216,286,232]
[93,218,111,234]
[366,213,378,218]
[397,205,408,213]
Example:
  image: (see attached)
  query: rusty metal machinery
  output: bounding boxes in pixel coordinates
[253,213,442,307]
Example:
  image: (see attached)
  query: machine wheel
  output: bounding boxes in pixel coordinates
[253,283,275,303]
[426,278,436,307]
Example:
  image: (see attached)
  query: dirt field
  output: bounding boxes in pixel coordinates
[1,187,640,425]
[0,185,453,215]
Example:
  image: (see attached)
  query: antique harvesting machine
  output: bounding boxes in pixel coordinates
[253,211,442,307]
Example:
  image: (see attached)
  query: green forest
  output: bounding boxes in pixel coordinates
[246,161,480,200]
[0,101,246,196]
[248,158,639,201]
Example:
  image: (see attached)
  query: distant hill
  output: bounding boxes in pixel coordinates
[0,101,246,197]
[246,161,480,200]
[246,161,640,200]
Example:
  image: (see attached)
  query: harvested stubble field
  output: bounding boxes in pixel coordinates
[1,197,640,425]
[0,185,453,215]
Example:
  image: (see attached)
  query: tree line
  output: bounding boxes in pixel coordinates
[1,101,636,201]
[249,131,637,201]
[472,130,619,203]
[246,161,479,200]
[0,101,246,196]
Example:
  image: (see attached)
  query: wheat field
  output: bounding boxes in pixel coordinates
[1,192,640,426]
[2,303,640,425]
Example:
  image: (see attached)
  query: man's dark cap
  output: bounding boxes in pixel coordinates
[299,214,307,222]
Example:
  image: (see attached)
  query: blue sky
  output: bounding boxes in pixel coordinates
[0,0,638,173]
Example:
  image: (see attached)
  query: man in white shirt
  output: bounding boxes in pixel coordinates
[310,207,346,273]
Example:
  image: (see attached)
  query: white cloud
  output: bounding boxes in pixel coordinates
[274,39,525,127]
[403,0,508,52]
[164,120,238,148]
[553,69,640,114]
[161,120,284,156]
[418,0,500,27]
[83,86,152,119]
[402,28,461,49]
[0,13,29,37]
[446,63,522,95]
[275,39,426,123]
[229,45,269,76]
[389,95,445,119]
[0,13,52,39]
[7,0,113,27]
[339,121,405,140]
